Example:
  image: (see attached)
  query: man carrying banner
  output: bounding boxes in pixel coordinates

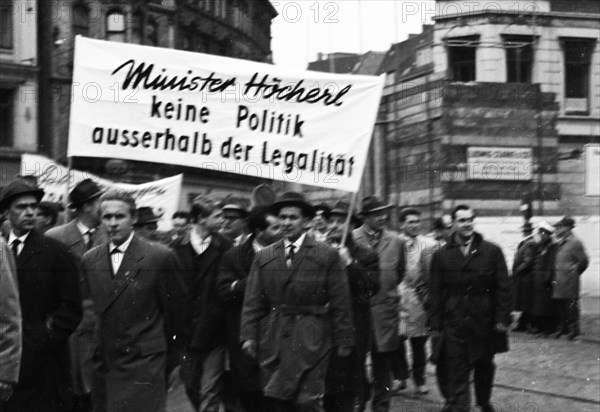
[240,192,354,412]
[46,178,106,412]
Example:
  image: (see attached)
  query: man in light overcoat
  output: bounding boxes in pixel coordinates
[241,192,354,412]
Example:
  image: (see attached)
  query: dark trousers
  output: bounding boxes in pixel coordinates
[555,298,579,336]
[446,350,495,412]
[323,394,354,412]
[271,397,324,412]
[236,391,273,412]
[397,337,428,386]
[371,351,395,412]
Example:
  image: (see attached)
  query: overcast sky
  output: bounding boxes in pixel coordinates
[270,0,435,69]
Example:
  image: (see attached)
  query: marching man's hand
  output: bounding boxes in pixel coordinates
[242,340,257,359]
[495,322,509,333]
[338,246,353,268]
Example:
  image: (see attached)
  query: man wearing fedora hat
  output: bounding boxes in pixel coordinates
[352,195,405,412]
[241,192,354,412]
[551,217,589,340]
[0,179,82,412]
[323,200,379,412]
[133,206,162,241]
[46,178,108,412]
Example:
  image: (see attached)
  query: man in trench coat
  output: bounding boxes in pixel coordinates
[241,192,354,412]
[80,189,186,412]
[429,205,512,412]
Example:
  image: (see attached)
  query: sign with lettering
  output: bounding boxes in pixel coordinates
[466,147,533,181]
[68,37,384,192]
[585,144,600,196]
[21,154,183,230]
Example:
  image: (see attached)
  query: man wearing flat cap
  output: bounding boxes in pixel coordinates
[307,203,331,243]
[241,192,354,412]
[0,179,82,412]
[352,195,405,412]
[46,178,107,412]
[551,217,589,340]
[220,203,250,246]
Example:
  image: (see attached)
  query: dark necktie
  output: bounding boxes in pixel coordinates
[368,231,381,250]
[110,247,123,277]
[11,239,21,257]
[86,229,95,250]
[287,245,296,267]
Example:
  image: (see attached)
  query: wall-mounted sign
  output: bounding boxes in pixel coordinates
[467,146,533,181]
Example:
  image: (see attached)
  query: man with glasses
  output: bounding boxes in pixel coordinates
[220,203,250,245]
[429,205,511,412]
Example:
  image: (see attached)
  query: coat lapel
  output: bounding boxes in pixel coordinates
[100,236,144,314]
[284,236,316,284]
[16,231,41,269]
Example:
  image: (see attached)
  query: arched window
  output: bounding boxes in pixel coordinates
[106,10,125,42]
[72,4,89,37]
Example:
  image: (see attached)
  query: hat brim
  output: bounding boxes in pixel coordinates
[68,189,104,209]
[271,200,315,219]
[0,188,45,211]
[360,204,392,216]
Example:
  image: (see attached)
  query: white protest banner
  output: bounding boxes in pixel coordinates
[68,37,385,193]
[21,154,182,230]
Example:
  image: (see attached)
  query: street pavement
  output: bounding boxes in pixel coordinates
[167,318,600,412]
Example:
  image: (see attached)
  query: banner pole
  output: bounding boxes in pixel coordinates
[340,191,359,246]
[65,157,73,207]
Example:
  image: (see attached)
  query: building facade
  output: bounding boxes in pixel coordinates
[2,0,277,206]
[0,0,39,186]
[366,0,599,223]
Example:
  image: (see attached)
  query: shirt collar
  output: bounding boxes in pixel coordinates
[109,232,134,253]
[77,220,94,236]
[252,239,264,253]
[190,227,212,254]
[8,230,30,245]
[283,232,306,251]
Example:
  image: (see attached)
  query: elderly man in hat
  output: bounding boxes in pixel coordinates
[133,206,162,241]
[551,217,589,340]
[512,221,557,335]
[46,178,107,412]
[323,200,379,412]
[241,192,354,412]
[352,195,405,412]
[0,179,82,412]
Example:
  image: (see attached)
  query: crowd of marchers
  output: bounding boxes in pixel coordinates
[0,176,589,412]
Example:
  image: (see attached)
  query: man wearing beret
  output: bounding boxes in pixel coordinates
[241,192,354,412]
[0,179,82,412]
[551,216,589,340]
[46,178,107,412]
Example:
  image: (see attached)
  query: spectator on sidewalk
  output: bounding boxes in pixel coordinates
[429,204,512,412]
[551,217,589,340]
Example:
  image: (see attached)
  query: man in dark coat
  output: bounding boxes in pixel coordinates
[216,206,281,412]
[80,189,186,412]
[0,179,82,412]
[429,205,512,412]
[46,178,106,412]
[551,216,589,340]
[323,201,379,412]
[241,192,354,412]
[170,196,231,412]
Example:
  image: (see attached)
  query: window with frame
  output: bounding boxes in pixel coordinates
[562,38,595,114]
[447,36,479,82]
[504,35,534,83]
[72,4,89,37]
[1,2,14,49]
[106,10,126,42]
[0,88,15,147]
[145,17,158,46]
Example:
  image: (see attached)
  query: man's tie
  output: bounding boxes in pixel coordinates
[287,245,296,267]
[11,239,21,257]
[86,229,95,250]
[110,247,124,277]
